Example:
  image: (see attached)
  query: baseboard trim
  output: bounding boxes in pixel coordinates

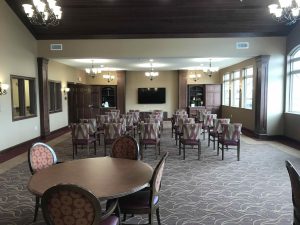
[0,126,70,163]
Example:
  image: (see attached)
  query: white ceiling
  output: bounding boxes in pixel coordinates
[54,57,249,71]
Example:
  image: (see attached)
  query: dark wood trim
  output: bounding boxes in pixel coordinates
[254,55,270,137]
[178,70,187,109]
[0,126,70,163]
[37,57,50,138]
[117,71,126,114]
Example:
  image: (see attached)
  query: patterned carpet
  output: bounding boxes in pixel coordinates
[0,126,299,225]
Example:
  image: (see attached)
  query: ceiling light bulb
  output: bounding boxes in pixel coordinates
[85,68,91,73]
[33,0,40,7]
[47,0,57,9]
[22,4,32,13]
[268,4,279,14]
[292,8,300,17]
[44,11,49,20]
[279,0,292,8]
[275,8,283,17]
[36,2,46,12]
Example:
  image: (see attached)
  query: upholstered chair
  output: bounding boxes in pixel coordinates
[131,111,140,125]
[71,123,97,159]
[179,123,202,160]
[106,111,118,122]
[217,123,242,161]
[111,135,140,160]
[152,110,164,131]
[80,118,101,145]
[110,109,120,118]
[286,160,300,225]
[96,115,110,142]
[113,117,127,134]
[202,113,217,140]
[28,142,59,222]
[139,123,160,159]
[41,184,119,225]
[208,118,230,150]
[175,117,195,146]
[118,152,168,225]
[173,114,188,140]
[196,109,207,123]
[103,123,123,156]
[125,113,135,137]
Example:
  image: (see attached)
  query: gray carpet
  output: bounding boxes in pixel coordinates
[0,127,299,225]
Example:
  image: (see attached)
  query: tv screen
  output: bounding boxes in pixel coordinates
[138,88,166,104]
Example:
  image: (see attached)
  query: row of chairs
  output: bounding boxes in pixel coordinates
[172,108,242,161]
[28,138,169,225]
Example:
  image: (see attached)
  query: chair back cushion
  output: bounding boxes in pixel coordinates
[104,123,122,140]
[175,109,187,115]
[96,115,110,129]
[174,114,188,126]
[71,123,90,140]
[203,114,217,127]
[131,111,140,124]
[221,123,242,142]
[111,135,140,160]
[41,184,101,225]
[125,114,134,127]
[152,110,163,121]
[28,142,58,174]
[286,160,300,217]
[182,123,202,140]
[196,109,207,121]
[151,152,168,196]
[80,119,97,133]
[140,123,159,140]
[213,118,230,133]
[110,109,120,118]
[106,111,118,121]
[178,117,195,132]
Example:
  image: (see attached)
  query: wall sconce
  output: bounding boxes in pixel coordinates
[189,73,201,82]
[0,82,10,95]
[61,87,70,100]
[103,73,115,83]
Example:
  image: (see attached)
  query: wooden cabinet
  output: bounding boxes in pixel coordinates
[187,84,222,117]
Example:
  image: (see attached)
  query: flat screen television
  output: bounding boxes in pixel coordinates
[138,88,166,104]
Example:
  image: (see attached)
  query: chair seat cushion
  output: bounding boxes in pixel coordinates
[119,190,159,210]
[219,139,238,146]
[209,131,218,137]
[74,137,96,145]
[181,139,199,145]
[100,215,119,225]
[141,139,159,145]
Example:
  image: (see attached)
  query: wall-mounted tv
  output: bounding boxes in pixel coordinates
[138,88,166,104]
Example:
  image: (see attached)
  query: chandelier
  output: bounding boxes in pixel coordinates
[145,59,159,81]
[85,61,102,78]
[268,0,300,25]
[22,0,62,26]
[0,82,9,96]
[189,72,202,82]
[103,72,115,83]
[202,59,219,77]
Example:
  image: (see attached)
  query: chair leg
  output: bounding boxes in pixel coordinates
[175,132,178,145]
[158,141,161,155]
[156,208,161,225]
[140,142,144,160]
[198,140,201,160]
[94,141,96,155]
[155,144,158,160]
[72,144,75,159]
[183,144,186,160]
[217,141,220,155]
[104,143,107,156]
[179,140,181,155]
[208,134,210,147]
[123,214,127,222]
[213,136,216,150]
[148,213,153,225]
[33,196,39,222]
[222,144,224,160]
[237,142,240,161]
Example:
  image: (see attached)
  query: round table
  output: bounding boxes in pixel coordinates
[28,157,153,200]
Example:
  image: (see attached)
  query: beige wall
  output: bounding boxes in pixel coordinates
[125,71,178,117]
[186,71,221,85]
[0,1,39,151]
[48,60,86,132]
[285,23,300,141]
[86,72,118,85]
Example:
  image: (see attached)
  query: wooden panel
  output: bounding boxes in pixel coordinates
[5,0,293,39]
[117,71,126,114]
[178,70,187,109]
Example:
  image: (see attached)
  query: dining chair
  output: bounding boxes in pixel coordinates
[111,135,140,160]
[179,123,202,160]
[28,142,59,222]
[175,117,195,146]
[217,123,242,161]
[152,110,164,132]
[110,109,120,118]
[139,122,160,159]
[202,113,217,140]
[71,123,97,159]
[41,184,120,225]
[286,160,300,225]
[80,118,101,145]
[118,152,169,225]
[125,113,135,137]
[171,113,187,138]
[103,123,123,156]
[208,118,230,150]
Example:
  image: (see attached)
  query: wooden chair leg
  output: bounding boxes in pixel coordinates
[123,214,127,222]
[148,213,153,225]
[213,136,216,150]
[155,144,158,160]
[208,134,210,147]
[72,144,75,159]
[158,141,161,155]
[217,141,220,155]
[94,141,96,155]
[104,143,107,156]
[156,207,161,225]
[33,196,39,222]
[198,140,201,160]
[222,144,224,160]
[179,140,181,155]
[183,144,186,160]
[237,142,240,161]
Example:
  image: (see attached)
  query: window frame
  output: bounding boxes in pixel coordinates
[231,70,241,108]
[48,80,62,113]
[242,66,254,110]
[222,73,230,106]
[10,75,37,121]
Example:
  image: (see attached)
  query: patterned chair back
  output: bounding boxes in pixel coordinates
[41,185,102,225]
[125,114,134,127]
[203,114,217,127]
[131,111,140,125]
[140,123,160,140]
[196,109,208,122]
[104,123,123,140]
[178,117,195,132]
[96,115,110,129]
[212,118,230,133]
[221,123,242,142]
[80,118,97,133]
[152,110,163,122]
[182,123,202,140]
[71,123,90,140]
[286,160,300,224]
[145,114,161,126]
[28,142,58,174]
[111,135,140,160]
[175,109,187,115]
[110,109,120,118]
[174,114,188,126]
[151,152,168,199]
[106,111,118,121]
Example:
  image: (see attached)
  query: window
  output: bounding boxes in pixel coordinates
[231,71,240,107]
[11,75,36,121]
[242,67,253,109]
[288,47,300,113]
[48,81,62,113]
[222,73,230,106]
